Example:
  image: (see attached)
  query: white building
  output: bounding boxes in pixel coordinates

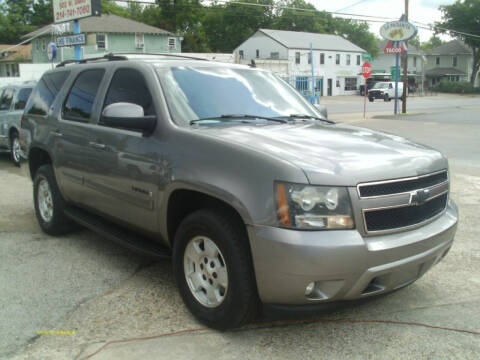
[233,29,366,96]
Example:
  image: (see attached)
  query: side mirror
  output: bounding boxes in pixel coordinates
[100,102,156,136]
[315,104,328,120]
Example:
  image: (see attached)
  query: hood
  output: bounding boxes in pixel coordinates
[196,122,447,186]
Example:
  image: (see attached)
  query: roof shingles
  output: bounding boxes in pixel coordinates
[23,14,174,39]
[258,29,366,53]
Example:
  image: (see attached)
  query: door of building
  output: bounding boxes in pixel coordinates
[327,79,332,96]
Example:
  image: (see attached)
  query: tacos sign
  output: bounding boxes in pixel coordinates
[379,21,417,42]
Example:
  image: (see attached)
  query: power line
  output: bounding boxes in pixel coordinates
[109,0,480,39]
[335,0,373,13]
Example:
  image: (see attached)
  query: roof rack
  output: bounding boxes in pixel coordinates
[107,52,210,61]
[56,53,128,68]
[55,52,209,68]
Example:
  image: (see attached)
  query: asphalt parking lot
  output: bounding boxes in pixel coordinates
[2,95,480,359]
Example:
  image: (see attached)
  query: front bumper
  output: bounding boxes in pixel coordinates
[248,200,458,304]
[368,91,385,99]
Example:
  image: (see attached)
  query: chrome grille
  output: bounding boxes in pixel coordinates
[364,193,448,232]
[357,170,449,234]
[358,170,448,198]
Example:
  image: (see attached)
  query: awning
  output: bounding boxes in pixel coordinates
[425,67,466,77]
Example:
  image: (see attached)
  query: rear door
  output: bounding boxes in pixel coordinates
[82,66,160,233]
[55,68,107,204]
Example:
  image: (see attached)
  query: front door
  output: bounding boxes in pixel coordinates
[327,79,332,96]
[84,67,160,233]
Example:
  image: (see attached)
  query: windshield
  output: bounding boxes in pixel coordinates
[373,82,389,89]
[157,66,320,126]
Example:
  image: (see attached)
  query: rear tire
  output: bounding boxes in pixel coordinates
[173,209,259,330]
[368,97,374,102]
[33,164,76,235]
[10,132,21,167]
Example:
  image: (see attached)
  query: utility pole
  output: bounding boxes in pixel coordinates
[402,0,409,113]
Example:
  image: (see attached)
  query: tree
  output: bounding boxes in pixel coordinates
[419,35,443,51]
[438,0,480,85]
[273,0,333,34]
[31,0,53,26]
[203,0,274,52]
[334,19,379,57]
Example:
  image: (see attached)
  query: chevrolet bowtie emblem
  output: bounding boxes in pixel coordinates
[410,189,430,206]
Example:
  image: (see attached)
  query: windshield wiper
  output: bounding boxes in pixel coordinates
[286,114,335,124]
[190,114,287,125]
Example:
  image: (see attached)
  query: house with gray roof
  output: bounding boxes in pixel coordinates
[424,40,477,87]
[23,14,183,63]
[234,29,366,96]
[370,39,426,92]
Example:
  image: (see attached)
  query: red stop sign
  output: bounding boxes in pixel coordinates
[362,61,372,79]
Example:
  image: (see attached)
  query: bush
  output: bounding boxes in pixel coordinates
[433,80,480,94]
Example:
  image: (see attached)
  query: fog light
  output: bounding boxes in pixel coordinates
[305,282,315,296]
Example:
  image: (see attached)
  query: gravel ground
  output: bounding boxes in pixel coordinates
[1,103,480,359]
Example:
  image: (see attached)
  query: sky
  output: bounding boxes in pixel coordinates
[118,0,457,42]
[312,0,457,41]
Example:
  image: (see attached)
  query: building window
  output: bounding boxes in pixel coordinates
[436,57,440,65]
[41,40,46,51]
[239,50,244,60]
[270,52,279,59]
[295,76,308,92]
[335,54,340,65]
[135,33,144,49]
[344,77,357,91]
[453,56,457,67]
[97,34,106,50]
[168,38,176,50]
[295,52,300,64]
[255,49,259,59]
[357,55,360,65]
[346,54,351,65]
[320,53,324,65]
[336,79,340,88]
[308,53,311,64]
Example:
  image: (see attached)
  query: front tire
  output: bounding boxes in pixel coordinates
[10,132,21,167]
[368,97,374,102]
[384,93,390,102]
[33,164,76,235]
[173,209,259,329]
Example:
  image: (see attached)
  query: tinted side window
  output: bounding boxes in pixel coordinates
[26,71,70,116]
[14,88,33,110]
[0,89,14,110]
[63,69,104,122]
[104,68,154,116]
[61,69,105,121]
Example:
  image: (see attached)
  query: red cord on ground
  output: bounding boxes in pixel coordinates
[79,318,480,360]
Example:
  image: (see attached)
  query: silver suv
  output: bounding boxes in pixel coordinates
[21,54,458,329]
[0,82,35,165]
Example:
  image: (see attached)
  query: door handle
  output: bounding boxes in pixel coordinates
[89,141,106,150]
[51,130,63,137]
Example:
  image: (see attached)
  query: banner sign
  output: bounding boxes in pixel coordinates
[384,41,406,55]
[380,21,417,42]
[57,33,86,47]
[53,0,101,24]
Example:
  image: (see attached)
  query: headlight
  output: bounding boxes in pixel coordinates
[275,183,354,230]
